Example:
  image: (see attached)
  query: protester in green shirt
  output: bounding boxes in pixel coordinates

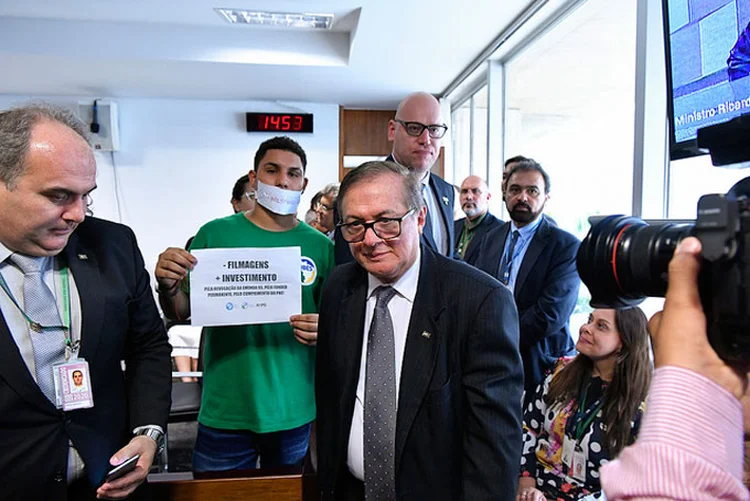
[155,136,334,472]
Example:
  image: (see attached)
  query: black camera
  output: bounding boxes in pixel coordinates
[576,176,750,364]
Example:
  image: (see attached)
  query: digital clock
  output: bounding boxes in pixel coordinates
[246,112,314,133]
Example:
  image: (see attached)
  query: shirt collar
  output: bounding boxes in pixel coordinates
[510,213,544,240]
[367,247,421,304]
[419,172,430,187]
[0,241,13,265]
[0,242,54,272]
[465,211,488,230]
[389,152,430,186]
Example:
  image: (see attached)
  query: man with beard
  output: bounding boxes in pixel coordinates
[475,159,580,397]
[156,136,334,472]
[453,175,502,266]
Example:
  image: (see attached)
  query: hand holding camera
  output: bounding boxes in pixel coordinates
[650,237,747,400]
[578,176,750,370]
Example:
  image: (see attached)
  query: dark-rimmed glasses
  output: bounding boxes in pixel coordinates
[395,120,448,139]
[338,208,416,243]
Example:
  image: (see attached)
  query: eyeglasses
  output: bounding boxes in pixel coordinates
[338,208,416,243]
[395,120,448,139]
[315,202,334,212]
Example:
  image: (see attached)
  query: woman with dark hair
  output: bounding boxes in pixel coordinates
[517,307,652,500]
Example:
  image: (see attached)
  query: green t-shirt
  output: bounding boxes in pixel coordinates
[188,213,334,433]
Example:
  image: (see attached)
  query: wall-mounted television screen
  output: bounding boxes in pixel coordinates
[663,0,750,159]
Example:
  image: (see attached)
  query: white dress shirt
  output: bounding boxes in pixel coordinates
[346,249,421,481]
[419,173,449,256]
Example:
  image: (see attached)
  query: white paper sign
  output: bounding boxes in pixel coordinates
[189,247,302,327]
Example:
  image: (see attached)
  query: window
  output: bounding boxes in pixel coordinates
[451,84,489,186]
[451,99,472,185]
[472,86,489,177]
[668,155,750,219]
[503,0,639,336]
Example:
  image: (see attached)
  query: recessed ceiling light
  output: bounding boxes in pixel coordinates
[214,8,334,30]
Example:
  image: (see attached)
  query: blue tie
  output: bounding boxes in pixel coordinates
[10,254,66,402]
[499,230,520,285]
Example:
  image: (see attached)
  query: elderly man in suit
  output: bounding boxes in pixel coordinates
[317,161,523,501]
[0,104,171,500]
[334,92,455,264]
[475,159,580,397]
[454,175,502,266]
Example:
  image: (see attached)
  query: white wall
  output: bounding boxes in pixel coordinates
[0,96,340,281]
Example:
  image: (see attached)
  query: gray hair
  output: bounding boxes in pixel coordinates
[338,161,424,218]
[319,182,340,201]
[0,103,89,188]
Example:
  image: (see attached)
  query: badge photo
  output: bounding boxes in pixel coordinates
[54,359,94,411]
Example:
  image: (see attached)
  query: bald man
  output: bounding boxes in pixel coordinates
[454,175,503,266]
[334,92,456,264]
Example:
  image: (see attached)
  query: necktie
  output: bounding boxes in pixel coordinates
[10,254,66,402]
[364,285,398,501]
[499,230,521,285]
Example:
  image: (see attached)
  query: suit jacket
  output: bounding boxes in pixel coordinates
[333,155,456,264]
[453,212,503,266]
[316,245,523,500]
[474,215,580,394]
[0,217,172,501]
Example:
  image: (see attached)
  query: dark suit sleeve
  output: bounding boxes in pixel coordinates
[432,175,457,259]
[519,236,580,350]
[315,273,338,496]
[122,227,172,430]
[461,284,524,500]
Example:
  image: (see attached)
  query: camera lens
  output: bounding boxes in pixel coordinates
[577,215,693,308]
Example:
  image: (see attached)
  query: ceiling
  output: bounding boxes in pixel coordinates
[0,0,532,108]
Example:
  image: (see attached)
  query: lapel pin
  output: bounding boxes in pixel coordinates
[77,254,88,260]
[441,196,449,205]
[421,331,432,339]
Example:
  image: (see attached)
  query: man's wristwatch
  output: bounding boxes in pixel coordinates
[134,426,166,455]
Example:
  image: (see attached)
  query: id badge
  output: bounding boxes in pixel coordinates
[561,436,574,467]
[53,359,94,411]
[570,446,587,482]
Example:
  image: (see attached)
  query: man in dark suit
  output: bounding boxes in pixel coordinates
[475,159,580,397]
[454,175,502,266]
[317,161,523,501]
[0,104,171,500]
[334,92,455,264]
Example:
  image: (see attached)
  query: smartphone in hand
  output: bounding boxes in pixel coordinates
[105,454,140,483]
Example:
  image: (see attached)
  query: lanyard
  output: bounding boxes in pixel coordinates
[573,379,605,442]
[0,266,73,349]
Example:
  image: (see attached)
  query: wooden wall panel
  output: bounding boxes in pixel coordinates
[341,110,394,155]
[339,108,395,182]
[338,108,445,182]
